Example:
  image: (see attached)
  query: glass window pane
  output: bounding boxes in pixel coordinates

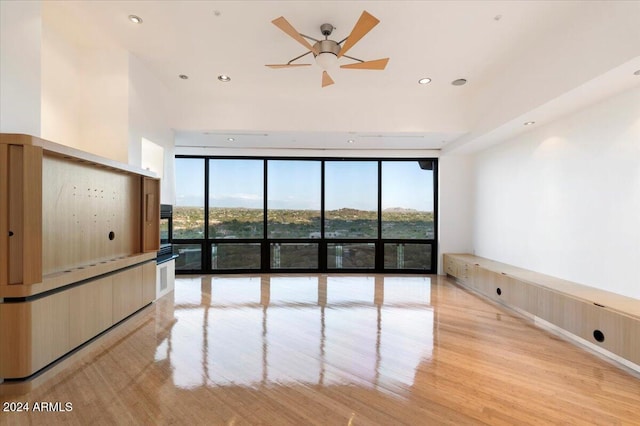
[174,244,202,271]
[209,159,264,239]
[174,158,205,239]
[268,160,321,238]
[384,243,432,270]
[327,243,375,269]
[270,243,318,269]
[325,161,378,238]
[382,161,434,239]
[211,243,261,270]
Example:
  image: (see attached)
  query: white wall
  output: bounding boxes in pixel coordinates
[39,7,130,163]
[437,155,475,273]
[41,11,81,146]
[0,1,42,135]
[128,54,176,204]
[473,87,640,299]
[76,48,129,163]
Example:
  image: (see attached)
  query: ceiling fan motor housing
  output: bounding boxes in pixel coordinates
[313,39,341,57]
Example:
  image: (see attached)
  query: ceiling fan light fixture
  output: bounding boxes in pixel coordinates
[315,52,339,70]
[314,40,341,70]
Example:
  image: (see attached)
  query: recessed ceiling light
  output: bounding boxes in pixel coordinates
[524,121,535,126]
[418,78,432,85]
[128,15,143,24]
[634,69,640,76]
[347,139,355,144]
[451,78,467,86]
[218,75,231,82]
[227,137,235,142]
[179,74,189,80]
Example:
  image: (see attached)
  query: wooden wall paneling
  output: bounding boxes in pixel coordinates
[112,266,143,323]
[8,145,24,285]
[7,144,44,286]
[127,173,142,256]
[41,156,141,275]
[141,177,160,253]
[22,145,43,286]
[68,276,113,349]
[0,144,8,286]
[30,291,70,374]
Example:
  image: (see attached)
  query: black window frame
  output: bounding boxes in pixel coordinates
[173,156,438,274]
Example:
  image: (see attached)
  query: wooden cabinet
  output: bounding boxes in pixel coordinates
[142,261,157,305]
[112,267,143,324]
[69,276,113,348]
[443,253,640,368]
[0,134,160,382]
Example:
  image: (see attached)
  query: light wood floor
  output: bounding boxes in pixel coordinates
[1,274,639,425]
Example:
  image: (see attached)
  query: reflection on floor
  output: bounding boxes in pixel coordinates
[168,276,433,391]
[1,274,639,425]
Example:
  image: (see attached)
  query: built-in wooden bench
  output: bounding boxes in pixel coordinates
[443,253,640,371]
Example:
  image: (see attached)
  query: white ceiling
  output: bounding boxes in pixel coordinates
[45,1,640,154]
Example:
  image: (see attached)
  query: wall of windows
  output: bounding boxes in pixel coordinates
[173,157,437,273]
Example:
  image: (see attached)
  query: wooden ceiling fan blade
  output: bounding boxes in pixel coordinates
[322,71,335,87]
[340,58,389,70]
[266,64,312,69]
[337,11,380,58]
[272,16,319,55]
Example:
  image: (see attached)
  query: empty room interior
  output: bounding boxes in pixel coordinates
[1,0,639,424]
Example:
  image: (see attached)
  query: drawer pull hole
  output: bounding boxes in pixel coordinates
[593,329,605,343]
[496,288,502,296]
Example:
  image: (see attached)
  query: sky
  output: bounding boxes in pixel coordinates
[175,159,434,211]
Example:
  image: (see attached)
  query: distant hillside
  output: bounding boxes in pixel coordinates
[173,206,434,239]
[383,207,419,213]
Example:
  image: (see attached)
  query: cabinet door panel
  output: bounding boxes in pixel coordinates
[142,262,156,305]
[69,276,113,348]
[112,267,143,323]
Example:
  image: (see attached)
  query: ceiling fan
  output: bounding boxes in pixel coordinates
[266,11,389,88]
